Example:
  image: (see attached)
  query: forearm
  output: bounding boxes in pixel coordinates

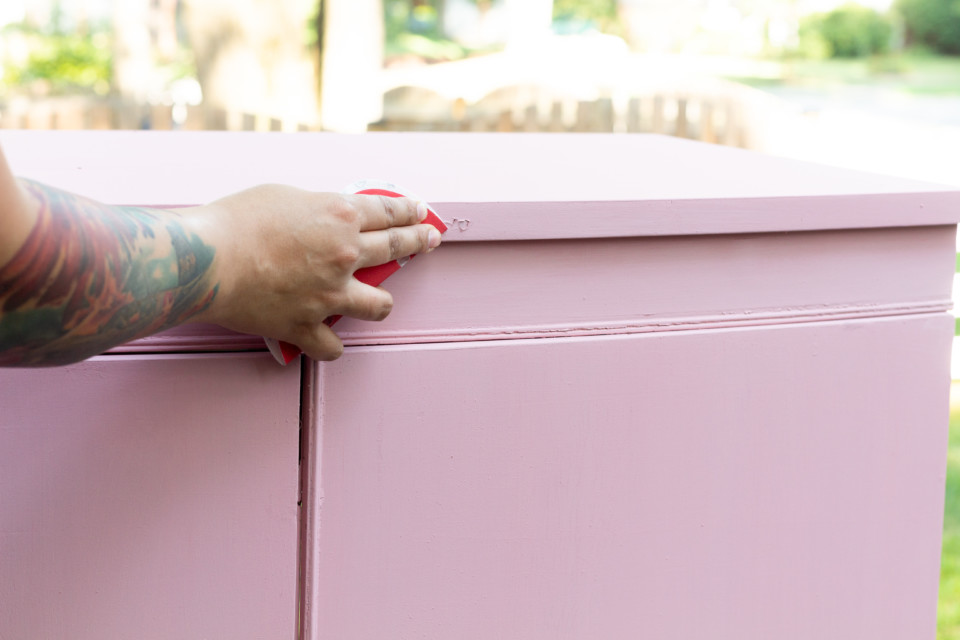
[0,179,219,366]
[1,172,439,367]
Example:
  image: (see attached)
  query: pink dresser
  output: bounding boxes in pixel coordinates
[2,132,958,639]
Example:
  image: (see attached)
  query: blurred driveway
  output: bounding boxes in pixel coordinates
[382,45,960,187]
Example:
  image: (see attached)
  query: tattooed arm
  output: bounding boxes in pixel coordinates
[0,147,441,367]
[0,178,219,366]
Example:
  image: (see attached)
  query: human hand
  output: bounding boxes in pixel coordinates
[185,184,441,361]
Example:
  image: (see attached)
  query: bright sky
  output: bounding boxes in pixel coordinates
[805,0,894,10]
[0,1,24,26]
[0,0,111,27]
[0,0,900,29]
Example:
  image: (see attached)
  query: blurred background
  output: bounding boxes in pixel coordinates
[1,0,959,637]
[0,0,958,186]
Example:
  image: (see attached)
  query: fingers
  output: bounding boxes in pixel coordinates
[357,223,441,268]
[296,323,344,362]
[348,194,427,231]
[292,283,394,361]
[339,281,394,321]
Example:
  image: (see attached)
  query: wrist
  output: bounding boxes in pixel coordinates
[174,203,234,327]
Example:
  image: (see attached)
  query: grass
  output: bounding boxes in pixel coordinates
[726,52,960,97]
[941,398,960,639]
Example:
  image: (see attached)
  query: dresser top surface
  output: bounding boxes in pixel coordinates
[3,130,957,239]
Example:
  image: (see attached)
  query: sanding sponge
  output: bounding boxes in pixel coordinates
[264,180,447,365]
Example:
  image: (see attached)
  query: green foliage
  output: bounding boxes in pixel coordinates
[552,0,624,37]
[552,0,618,23]
[385,32,467,61]
[795,26,834,60]
[3,27,112,94]
[385,0,441,40]
[897,0,960,55]
[942,409,960,638]
[383,1,470,62]
[304,0,321,50]
[800,4,893,58]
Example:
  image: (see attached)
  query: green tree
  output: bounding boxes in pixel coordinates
[897,0,960,54]
[552,0,623,36]
[801,4,893,58]
[2,24,112,94]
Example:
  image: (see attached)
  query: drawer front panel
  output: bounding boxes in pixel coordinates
[0,353,300,640]
[332,225,955,346]
[302,316,950,639]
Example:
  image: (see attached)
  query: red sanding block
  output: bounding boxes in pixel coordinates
[264,180,447,365]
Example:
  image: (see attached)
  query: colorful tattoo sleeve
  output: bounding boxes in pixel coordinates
[0,180,218,366]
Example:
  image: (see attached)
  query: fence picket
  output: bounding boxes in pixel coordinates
[627,97,641,133]
[1,86,763,150]
[652,96,665,134]
[597,98,614,133]
[496,110,513,132]
[701,102,715,144]
[676,98,688,139]
[549,102,564,132]
[522,104,538,132]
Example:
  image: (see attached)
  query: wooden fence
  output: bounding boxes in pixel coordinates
[2,81,781,151]
[368,82,776,149]
[0,96,316,132]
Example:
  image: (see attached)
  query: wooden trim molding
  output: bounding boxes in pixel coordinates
[338,301,953,346]
[111,225,957,353]
[5,131,953,355]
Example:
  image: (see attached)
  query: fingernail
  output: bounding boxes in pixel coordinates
[417,201,428,222]
[427,228,442,250]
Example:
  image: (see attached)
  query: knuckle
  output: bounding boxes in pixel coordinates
[379,195,397,225]
[255,183,284,197]
[318,291,344,317]
[331,196,360,226]
[292,320,318,343]
[347,289,392,322]
[334,243,361,268]
[358,294,380,319]
[419,226,432,252]
[387,228,403,261]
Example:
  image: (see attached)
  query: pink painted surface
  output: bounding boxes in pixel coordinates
[1,131,958,639]
[97,224,960,353]
[2,131,959,353]
[0,131,956,239]
[303,316,951,639]
[0,353,300,640]
[331,225,957,346]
